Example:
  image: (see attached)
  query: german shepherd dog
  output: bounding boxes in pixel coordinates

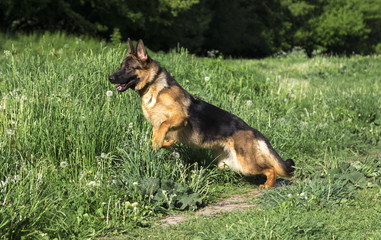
[109,39,294,189]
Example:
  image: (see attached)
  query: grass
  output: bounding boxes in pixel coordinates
[0,32,380,239]
[119,188,381,240]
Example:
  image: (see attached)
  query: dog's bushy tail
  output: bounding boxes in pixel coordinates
[272,155,295,178]
[285,158,295,176]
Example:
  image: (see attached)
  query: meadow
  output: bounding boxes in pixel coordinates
[0,33,380,239]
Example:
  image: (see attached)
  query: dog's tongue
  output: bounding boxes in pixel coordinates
[116,84,127,92]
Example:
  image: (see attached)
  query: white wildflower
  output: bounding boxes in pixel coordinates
[177,162,185,168]
[172,151,180,159]
[60,161,68,168]
[106,90,113,97]
[128,122,134,128]
[133,182,138,186]
[6,129,14,136]
[131,202,139,207]
[4,50,11,56]
[246,100,253,107]
[204,76,210,81]
[87,181,98,187]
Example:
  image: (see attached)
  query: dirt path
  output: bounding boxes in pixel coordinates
[158,188,261,226]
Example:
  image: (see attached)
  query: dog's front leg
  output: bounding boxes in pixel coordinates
[151,115,187,150]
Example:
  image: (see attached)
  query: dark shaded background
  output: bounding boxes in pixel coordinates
[1,0,381,58]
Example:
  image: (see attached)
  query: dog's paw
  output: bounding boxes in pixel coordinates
[162,139,177,148]
[258,184,270,190]
[151,133,164,151]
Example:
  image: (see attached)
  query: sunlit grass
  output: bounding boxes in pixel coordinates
[0,32,380,239]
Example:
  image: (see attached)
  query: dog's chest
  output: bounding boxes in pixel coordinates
[141,92,168,128]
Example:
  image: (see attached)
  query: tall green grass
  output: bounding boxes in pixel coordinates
[0,32,380,239]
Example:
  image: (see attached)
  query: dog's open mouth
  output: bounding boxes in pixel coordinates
[116,81,136,92]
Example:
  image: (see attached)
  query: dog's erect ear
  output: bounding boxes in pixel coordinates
[136,39,148,61]
[127,38,135,55]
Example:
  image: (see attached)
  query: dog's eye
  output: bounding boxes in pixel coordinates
[133,66,142,70]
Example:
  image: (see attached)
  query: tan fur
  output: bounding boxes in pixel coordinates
[136,68,190,150]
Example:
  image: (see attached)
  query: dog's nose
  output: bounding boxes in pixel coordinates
[108,75,115,82]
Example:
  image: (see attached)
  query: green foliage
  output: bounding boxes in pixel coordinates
[260,160,380,210]
[110,28,122,45]
[282,0,381,55]
[1,0,381,56]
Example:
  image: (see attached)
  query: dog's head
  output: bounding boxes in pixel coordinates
[108,39,152,92]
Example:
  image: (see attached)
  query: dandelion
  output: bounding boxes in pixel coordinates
[6,129,15,136]
[60,161,68,168]
[87,181,98,187]
[204,76,210,81]
[177,162,185,168]
[172,151,180,159]
[133,182,138,186]
[246,100,253,107]
[125,201,132,207]
[106,90,113,97]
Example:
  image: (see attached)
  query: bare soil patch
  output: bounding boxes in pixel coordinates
[158,188,261,226]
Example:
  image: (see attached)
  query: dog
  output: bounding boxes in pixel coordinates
[108,39,295,189]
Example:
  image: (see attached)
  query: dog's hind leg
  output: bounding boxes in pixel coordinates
[258,167,276,189]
